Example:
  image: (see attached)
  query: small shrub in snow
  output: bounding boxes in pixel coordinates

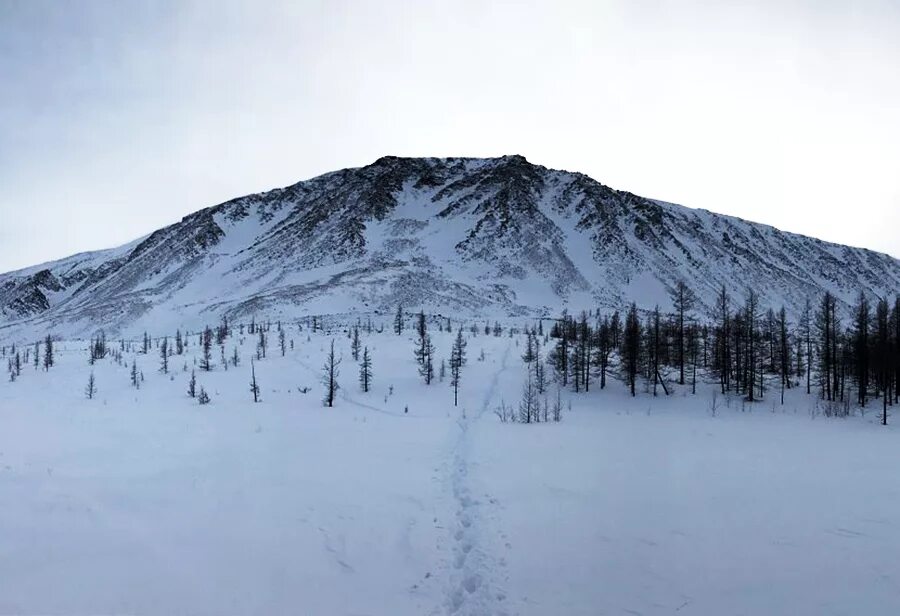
[494,400,513,423]
[709,390,720,417]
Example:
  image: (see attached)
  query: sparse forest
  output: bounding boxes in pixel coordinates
[2,284,899,424]
[2,290,899,616]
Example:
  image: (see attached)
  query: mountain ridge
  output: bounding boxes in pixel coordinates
[1,154,898,342]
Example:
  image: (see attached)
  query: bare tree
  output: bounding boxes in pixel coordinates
[651,305,661,396]
[322,339,341,407]
[622,303,641,397]
[418,335,435,384]
[351,327,361,361]
[518,369,538,423]
[778,306,790,404]
[816,291,839,401]
[534,338,546,394]
[594,315,612,389]
[200,326,213,371]
[714,285,732,394]
[522,331,536,364]
[359,346,372,392]
[669,280,696,385]
[85,372,96,399]
[250,359,260,403]
[42,334,54,371]
[450,329,467,406]
[798,298,812,394]
[257,328,267,360]
[394,304,404,335]
[874,296,890,425]
[160,337,169,374]
[745,289,761,402]
[852,290,870,408]
[131,359,140,389]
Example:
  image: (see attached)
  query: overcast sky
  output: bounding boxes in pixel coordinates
[1,0,898,272]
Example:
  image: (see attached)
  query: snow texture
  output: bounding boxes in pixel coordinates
[2,326,899,615]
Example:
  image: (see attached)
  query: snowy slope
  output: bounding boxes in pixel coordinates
[1,155,898,343]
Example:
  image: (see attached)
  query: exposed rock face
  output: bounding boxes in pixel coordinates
[1,155,898,340]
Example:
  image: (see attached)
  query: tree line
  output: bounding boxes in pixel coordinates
[534,283,899,424]
[5,288,898,425]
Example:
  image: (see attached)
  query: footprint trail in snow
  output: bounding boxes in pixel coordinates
[444,344,511,616]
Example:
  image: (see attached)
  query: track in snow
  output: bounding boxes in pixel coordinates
[444,344,512,616]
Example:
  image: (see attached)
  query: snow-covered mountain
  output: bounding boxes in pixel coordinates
[1,154,898,341]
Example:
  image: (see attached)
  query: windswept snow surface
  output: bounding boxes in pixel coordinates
[2,325,900,615]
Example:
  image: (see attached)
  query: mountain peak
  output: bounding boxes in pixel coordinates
[1,155,898,342]
[367,153,530,168]
[499,154,528,163]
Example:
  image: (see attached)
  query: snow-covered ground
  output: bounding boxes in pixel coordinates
[2,324,899,615]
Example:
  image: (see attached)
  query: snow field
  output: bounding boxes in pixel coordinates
[1,325,899,615]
